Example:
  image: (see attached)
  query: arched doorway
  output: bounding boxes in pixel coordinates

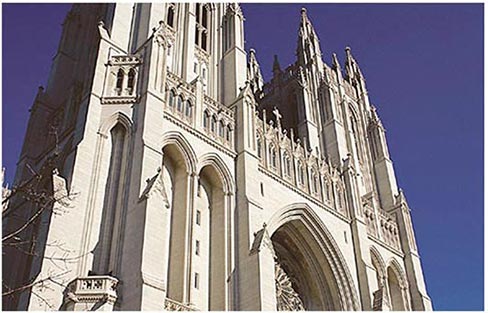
[267,204,359,311]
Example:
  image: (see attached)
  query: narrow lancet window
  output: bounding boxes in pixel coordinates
[211,115,217,134]
[127,69,136,95]
[195,4,210,51]
[96,123,127,274]
[167,3,176,28]
[257,136,262,159]
[168,90,176,108]
[226,125,232,142]
[177,95,184,112]
[219,121,225,138]
[116,69,124,95]
[185,100,193,118]
[203,110,210,129]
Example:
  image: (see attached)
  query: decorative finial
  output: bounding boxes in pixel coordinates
[332,53,340,69]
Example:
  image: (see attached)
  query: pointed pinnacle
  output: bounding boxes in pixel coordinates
[332,53,340,69]
[345,46,353,62]
[273,54,281,74]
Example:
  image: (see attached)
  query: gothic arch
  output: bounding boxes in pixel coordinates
[193,153,233,310]
[93,112,133,276]
[197,153,234,195]
[98,111,133,136]
[370,246,386,279]
[386,258,409,311]
[267,203,360,311]
[162,133,197,304]
[386,258,408,288]
[161,131,197,174]
[370,246,387,293]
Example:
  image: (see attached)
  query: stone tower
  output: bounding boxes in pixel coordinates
[3,3,432,311]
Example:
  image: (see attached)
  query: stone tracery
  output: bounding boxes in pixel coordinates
[275,260,306,311]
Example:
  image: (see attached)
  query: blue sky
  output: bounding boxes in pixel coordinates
[2,4,483,310]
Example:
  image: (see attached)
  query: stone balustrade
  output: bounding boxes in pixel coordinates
[362,204,378,237]
[63,276,118,311]
[377,209,401,250]
[164,298,197,311]
[203,94,234,120]
[362,200,401,251]
[167,71,196,93]
[201,95,234,149]
[164,72,235,151]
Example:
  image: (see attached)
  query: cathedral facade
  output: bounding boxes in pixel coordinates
[3,3,432,311]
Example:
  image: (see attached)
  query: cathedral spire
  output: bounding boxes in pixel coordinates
[296,7,322,66]
[272,54,282,77]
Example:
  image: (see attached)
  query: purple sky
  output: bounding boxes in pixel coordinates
[2,3,483,310]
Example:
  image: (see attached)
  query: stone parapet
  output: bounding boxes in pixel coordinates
[164,298,197,311]
[62,276,118,311]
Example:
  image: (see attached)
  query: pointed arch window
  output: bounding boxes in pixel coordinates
[168,89,176,108]
[185,100,193,118]
[226,125,232,142]
[127,68,136,95]
[177,95,184,112]
[350,109,363,163]
[166,3,176,28]
[219,120,225,138]
[257,136,262,159]
[203,110,210,129]
[269,144,277,169]
[297,161,305,186]
[312,171,319,194]
[96,123,128,273]
[202,5,208,28]
[325,179,331,201]
[283,152,291,178]
[211,115,217,134]
[337,185,344,209]
[116,69,124,95]
[195,3,210,51]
